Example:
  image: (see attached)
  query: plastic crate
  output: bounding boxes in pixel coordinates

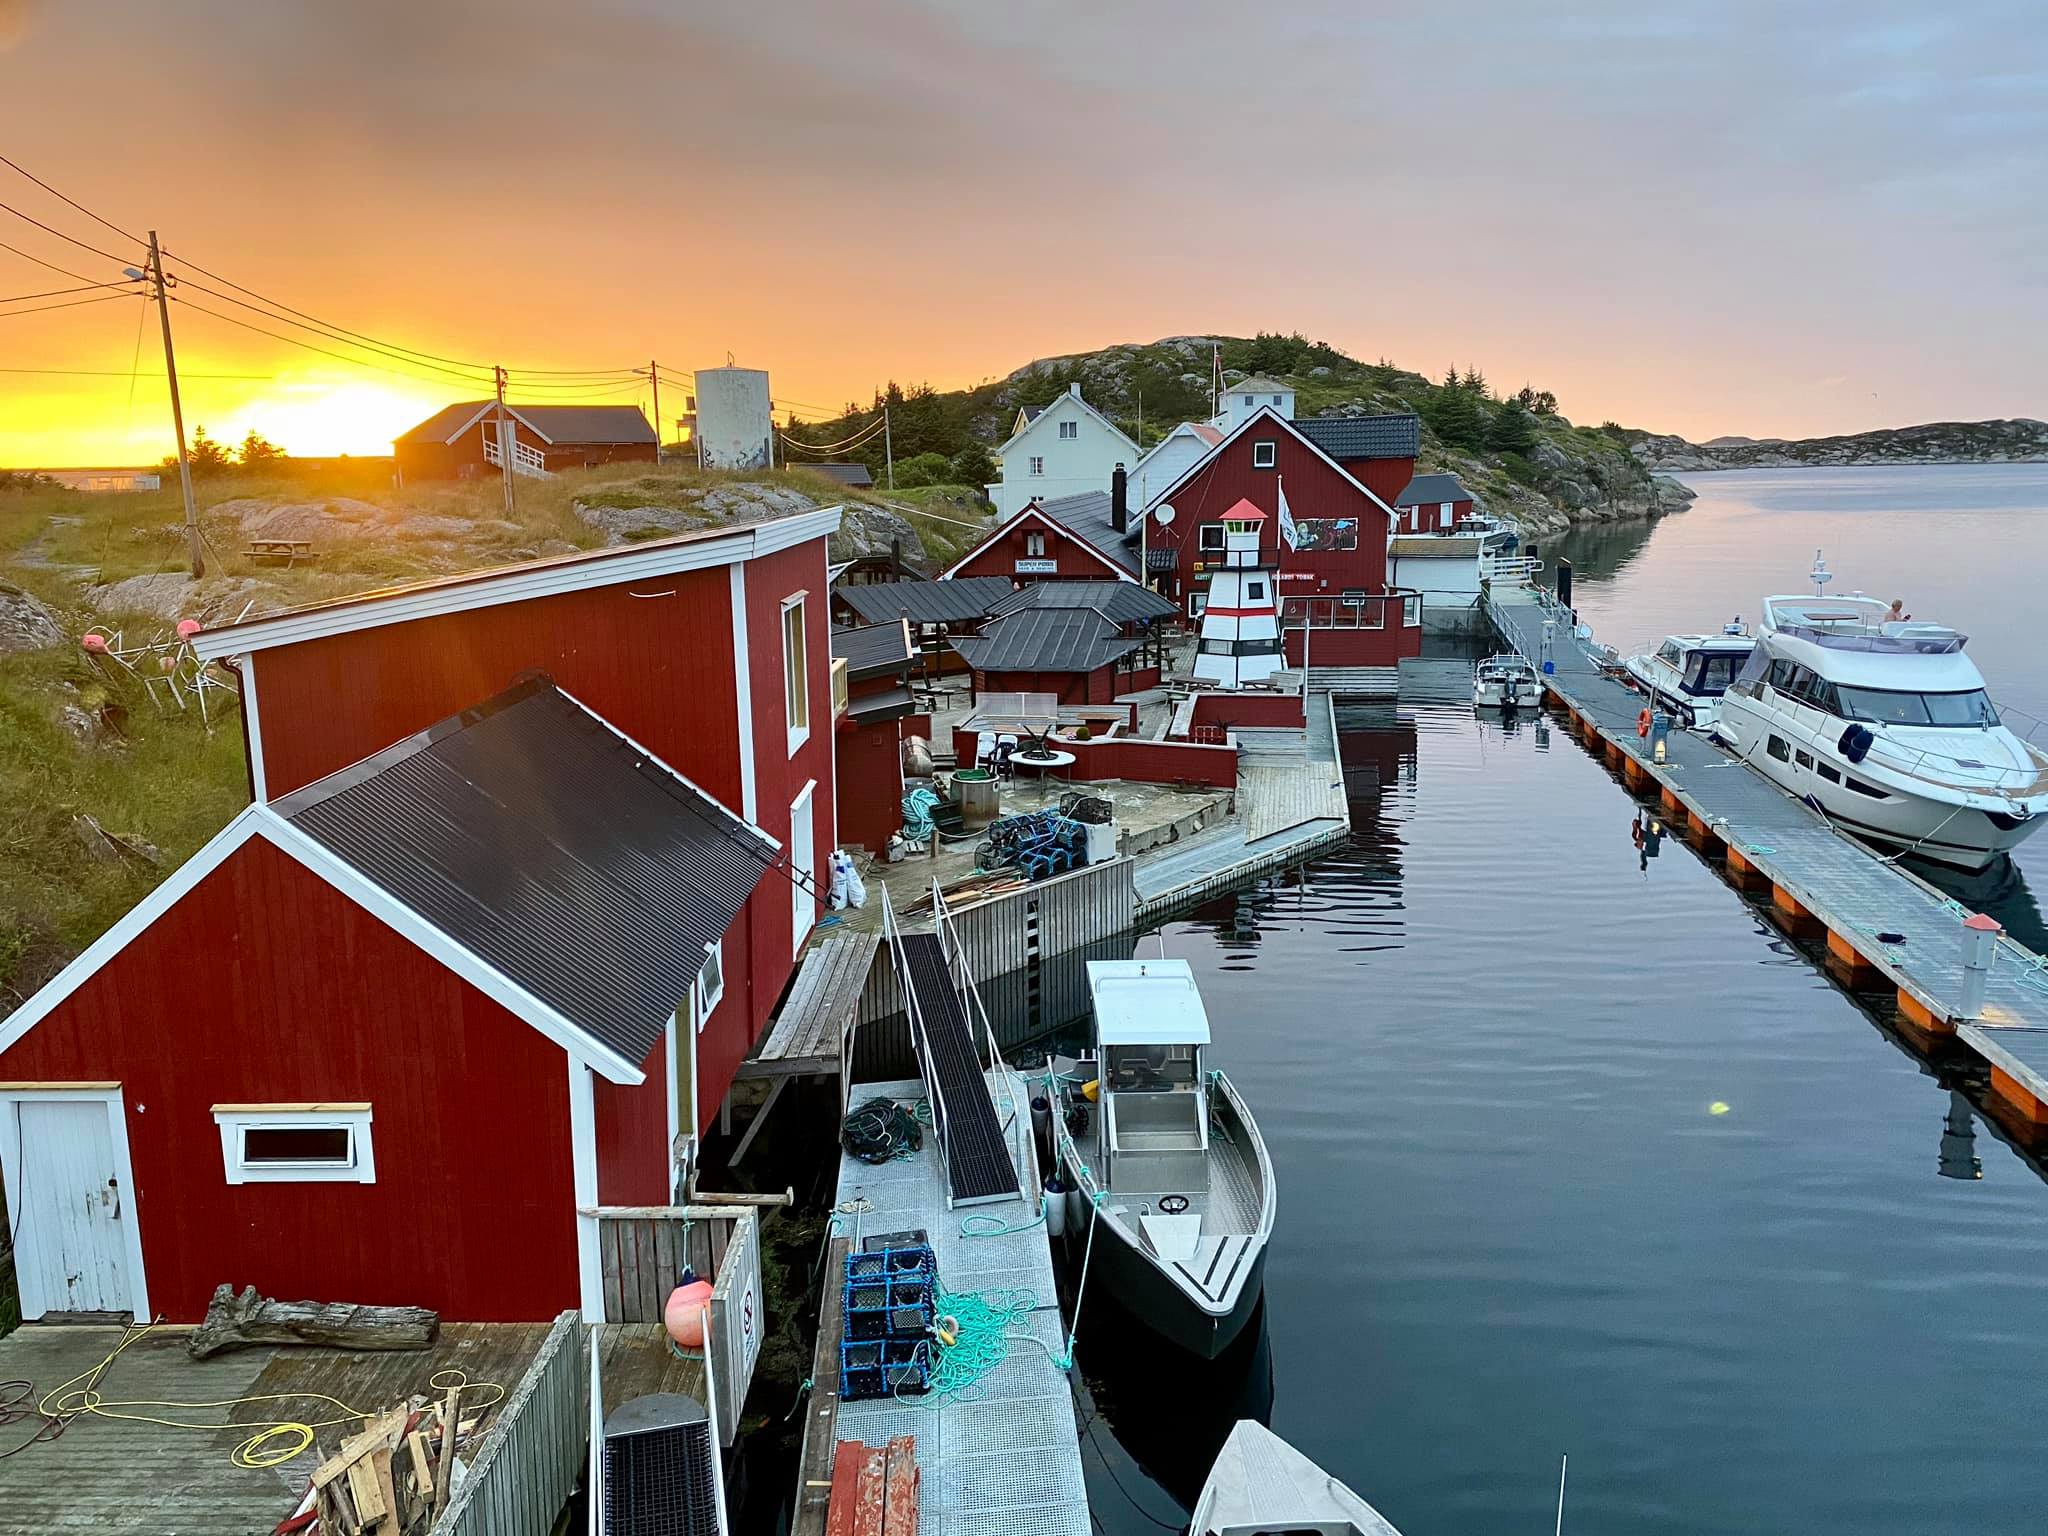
[861,1228,930,1254]
[839,1340,885,1402]
[881,1338,930,1396]
[844,1280,891,1342]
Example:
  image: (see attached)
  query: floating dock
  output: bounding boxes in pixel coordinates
[1487,585,2048,1137]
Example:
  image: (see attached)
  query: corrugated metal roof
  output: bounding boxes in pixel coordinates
[1292,413,1421,461]
[831,620,914,675]
[835,577,1014,625]
[948,608,1142,674]
[987,580,1175,626]
[394,402,656,446]
[1395,472,1473,506]
[846,684,916,722]
[1035,490,1140,574]
[276,679,776,1070]
[799,462,874,487]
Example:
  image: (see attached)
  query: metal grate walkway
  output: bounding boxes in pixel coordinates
[899,934,1020,1206]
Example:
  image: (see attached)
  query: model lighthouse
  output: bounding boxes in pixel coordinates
[1192,498,1283,688]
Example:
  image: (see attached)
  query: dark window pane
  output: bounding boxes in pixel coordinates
[242,1126,352,1165]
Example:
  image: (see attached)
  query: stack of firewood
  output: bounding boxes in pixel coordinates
[307,1387,483,1536]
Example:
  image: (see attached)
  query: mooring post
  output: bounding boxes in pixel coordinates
[1959,912,2003,1020]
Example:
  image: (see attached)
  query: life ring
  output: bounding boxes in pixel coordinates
[1637,708,1653,738]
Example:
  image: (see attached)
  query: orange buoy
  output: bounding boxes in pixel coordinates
[664,1279,715,1347]
[1637,707,1653,738]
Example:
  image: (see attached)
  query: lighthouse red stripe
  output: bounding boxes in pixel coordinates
[1202,606,1272,618]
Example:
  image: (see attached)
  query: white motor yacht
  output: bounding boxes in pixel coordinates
[1473,654,1541,710]
[1716,559,2048,871]
[1622,623,1755,731]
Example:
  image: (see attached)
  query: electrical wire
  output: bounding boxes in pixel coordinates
[165,276,496,384]
[169,295,503,389]
[0,281,135,303]
[0,199,138,266]
[0,366,272,379]
[0,291,145,320]
[0,238,111,286]
[777,416,887,455]
[0,154,144,245]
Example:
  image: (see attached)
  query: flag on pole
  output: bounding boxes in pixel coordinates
[1277,475,1301,551]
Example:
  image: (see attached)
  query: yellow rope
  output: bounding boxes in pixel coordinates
[37,1321,506,1470]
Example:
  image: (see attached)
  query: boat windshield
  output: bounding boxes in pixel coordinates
[1683,651,1745,694]
[1105,1044,1199,1093]
[1834,686,2001,728]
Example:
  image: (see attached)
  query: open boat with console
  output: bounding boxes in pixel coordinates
[1473,654,1541,710]
[1621,624,1754,731]
[1715,557,2048,871]
[1051,959,1274,1358]
[1192,1420,1403,1535]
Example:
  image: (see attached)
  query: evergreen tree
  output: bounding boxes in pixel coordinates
[1489,402,1538,454]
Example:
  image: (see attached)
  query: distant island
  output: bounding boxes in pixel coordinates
[1627,418,2048,473]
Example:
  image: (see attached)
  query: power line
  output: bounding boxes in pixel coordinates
[0,198,139,266]
[0,237,114,286]
[0,155,144,245]
[0,291,144,320]
[166,274,497,384]
[169,294,503,388]
[2,281,135,303]
[0,365,273,379]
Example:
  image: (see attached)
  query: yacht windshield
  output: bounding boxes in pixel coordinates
[1834,686,2000,728]
[1684,653,1744,693]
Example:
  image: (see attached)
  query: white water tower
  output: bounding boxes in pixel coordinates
[695,367,772,470]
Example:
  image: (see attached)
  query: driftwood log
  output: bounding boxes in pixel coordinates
[187,1283,440,1359]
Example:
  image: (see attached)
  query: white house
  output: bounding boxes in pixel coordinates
[1126,421,1222,517]
[1215,375,1296,433]
[986,383,1140,518]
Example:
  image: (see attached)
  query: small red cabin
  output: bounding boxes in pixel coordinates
[1393,472,1478,533]
[394,401,658,483]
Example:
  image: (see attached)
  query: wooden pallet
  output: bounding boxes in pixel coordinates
[825,1435,919,1536]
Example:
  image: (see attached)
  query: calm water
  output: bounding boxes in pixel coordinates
[1063,466,2048,1536]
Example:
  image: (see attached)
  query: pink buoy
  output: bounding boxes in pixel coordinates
[81,634,107,653]
[663,1279,715,1348]
[158,655,177,673]
[176,619,201,638]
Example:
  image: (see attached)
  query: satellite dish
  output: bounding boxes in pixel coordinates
[1154,504,1177,527]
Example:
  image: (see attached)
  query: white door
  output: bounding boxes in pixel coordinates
[1439,502,1454,529]
[8,1097,132,1316]
[790,781,816,955]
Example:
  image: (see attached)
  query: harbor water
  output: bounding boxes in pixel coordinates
[1061,465,2048,1535]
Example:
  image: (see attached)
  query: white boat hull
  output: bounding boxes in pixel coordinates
[1621,659,1722,731]
[1193,1420,1403,1536]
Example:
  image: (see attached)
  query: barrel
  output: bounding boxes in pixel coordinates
[954,769,999,830]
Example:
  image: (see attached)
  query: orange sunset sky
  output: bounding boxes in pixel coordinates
[3,1,2043,468]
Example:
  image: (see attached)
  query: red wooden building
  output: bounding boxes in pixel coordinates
[832,620,925,853]
[949,605,1154,705]
[393,402,658,483]
[940,497,1136,584]
[1289,412,1421,508]
[1138,407,1423,667]
[1393,472,1478,533]
[0,512,840,1324]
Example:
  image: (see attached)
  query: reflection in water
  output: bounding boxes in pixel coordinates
[1938,1089,1983,1182]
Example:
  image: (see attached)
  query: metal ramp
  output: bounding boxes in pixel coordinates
[880,887,1021,1208]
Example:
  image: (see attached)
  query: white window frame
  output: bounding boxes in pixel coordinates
[782,592,810,755]
[1247,579,1266,601]
[1240,394,1254,407]
[1058,420,1078,439]
[1025,530,1046,558]
[1252,441,1277,469]
[1029,456,1045,476]
[213,1104,375,1185]
[1403,594,1423,627]
[692,940,725,1034]
[1188,591,1209,618]
[1198,523,1226,552]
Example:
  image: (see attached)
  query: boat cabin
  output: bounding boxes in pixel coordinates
[1654,634,1751,697]
[1088,959,1211,1201]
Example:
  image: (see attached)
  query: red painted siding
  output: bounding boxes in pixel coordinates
[0,837,579,1322]
[950,510,1125,583]
[395,417,656,484]
[595,1036,672,1206]
[1398,498,1475,534]
[1189,695,1307,731]
[1282,623,1421,666]
[948,725,1234,788]
[836,717,905,853]
[1341,457,1415,508]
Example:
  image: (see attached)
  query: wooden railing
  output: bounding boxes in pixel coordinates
[428,1311,583,1536]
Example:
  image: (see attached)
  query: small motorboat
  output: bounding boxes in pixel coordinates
[1052,959,1274,1358]
[1621,623,1754,731]
[1192,1420,1403,1535]
[1473,654,1541,710]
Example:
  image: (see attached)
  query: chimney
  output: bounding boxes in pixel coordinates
[1111,463,1128,532]
[1069,382,1081,399]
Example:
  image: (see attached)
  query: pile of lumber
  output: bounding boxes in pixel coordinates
[826,1436,918,1536]
[304,1385,485,1536]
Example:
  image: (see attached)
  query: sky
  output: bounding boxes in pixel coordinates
[2,0,2044,465]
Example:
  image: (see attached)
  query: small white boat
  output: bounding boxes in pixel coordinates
[1192,1420,1403,1536]
[1621,624,1754,731]
[1716,555,2048,871]
[1053,959,1275,1358]
[1473,654,1541,710]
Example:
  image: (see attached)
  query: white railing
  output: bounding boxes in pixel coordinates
[931,879,1023,1133]
[1486,553,1544,584]
[877,884,949,1160]
[483,430,551,479]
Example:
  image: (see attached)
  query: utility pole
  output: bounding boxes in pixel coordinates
[649,360,662,464]
[147,231,202,578]
[883,403,895,490]
[494,365,515,519]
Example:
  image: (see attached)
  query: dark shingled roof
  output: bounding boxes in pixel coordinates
[1395,472,1473,506]
[395,402,657,446]
[831,620,915,677]
[800,462,874,488]
[1035,490,1140,574]
[276,678,775,1072]
[1292,413,1421,461]
[948,608,1143,674]
[835,576,1015,626]
[987,579,1175,626]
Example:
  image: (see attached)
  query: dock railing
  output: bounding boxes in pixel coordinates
[428,1311,583,1536]
[877,882,952,1170]
[932,877,1023,1132]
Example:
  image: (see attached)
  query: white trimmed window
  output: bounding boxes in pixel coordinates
[782,592,810,753]
[1404,594,1423,626]
[692,940,725,1033]
[1188,591,1208,618]
[1025,531,1046,558]
[214,1104,374,1185]
[1058,420,1078,439]
[1252,441,1277,469]
[1199,523,1226,552]
[1029,456,1045,475]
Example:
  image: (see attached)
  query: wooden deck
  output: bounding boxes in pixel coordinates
[742,930,882,1079]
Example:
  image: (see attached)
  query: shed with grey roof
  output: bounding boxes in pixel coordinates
[832,576,1016,627]
[949,608,1144,676]
[1394,472,1473,507]
[987,579,1175,628]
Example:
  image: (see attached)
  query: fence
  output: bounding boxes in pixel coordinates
[429,1311,583,1536]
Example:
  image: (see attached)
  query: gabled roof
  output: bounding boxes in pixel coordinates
[1220,498,1267,522]
[1225,376,1294,397]
[193,508,841,659]
[0,680,780,1084]
[800,462,874,488]
[1292,413,1421,461]
[396,401,657,447]
[1137,405,1401,528]
[986,580,1175,626]
[994,387,1139,458]
[834,575,1015,626]
[938,502,1135,581]
[1395,472,1473,506]
[949,608,1143,675]
[275,678,777,1078]
[831,619,915,677]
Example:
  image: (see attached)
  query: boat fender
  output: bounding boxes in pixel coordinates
[1838,723,1875,763]
[1637,708,1653,738]
[1043,1174,1068,1238]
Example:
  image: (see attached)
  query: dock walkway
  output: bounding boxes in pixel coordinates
[1488,587,2048,1129]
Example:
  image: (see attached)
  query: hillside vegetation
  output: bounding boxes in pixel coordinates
[1629,418,2048,472]
[784,332,1697,536]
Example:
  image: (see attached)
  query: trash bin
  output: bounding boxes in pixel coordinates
[953,768,999,831]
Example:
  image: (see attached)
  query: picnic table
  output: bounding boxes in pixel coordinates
[243,538,316,567]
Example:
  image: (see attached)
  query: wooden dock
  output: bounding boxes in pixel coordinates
[1487,585,2048,1139]
[744,930,883,1080]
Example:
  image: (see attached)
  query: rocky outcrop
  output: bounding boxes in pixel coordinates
[0,581,63,652]
[1633,418,2048,472]
[572,482,934,567]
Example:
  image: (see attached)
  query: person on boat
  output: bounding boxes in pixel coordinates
[1886,598,1911,624]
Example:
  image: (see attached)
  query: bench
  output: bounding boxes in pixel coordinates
[243,539,316,567]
